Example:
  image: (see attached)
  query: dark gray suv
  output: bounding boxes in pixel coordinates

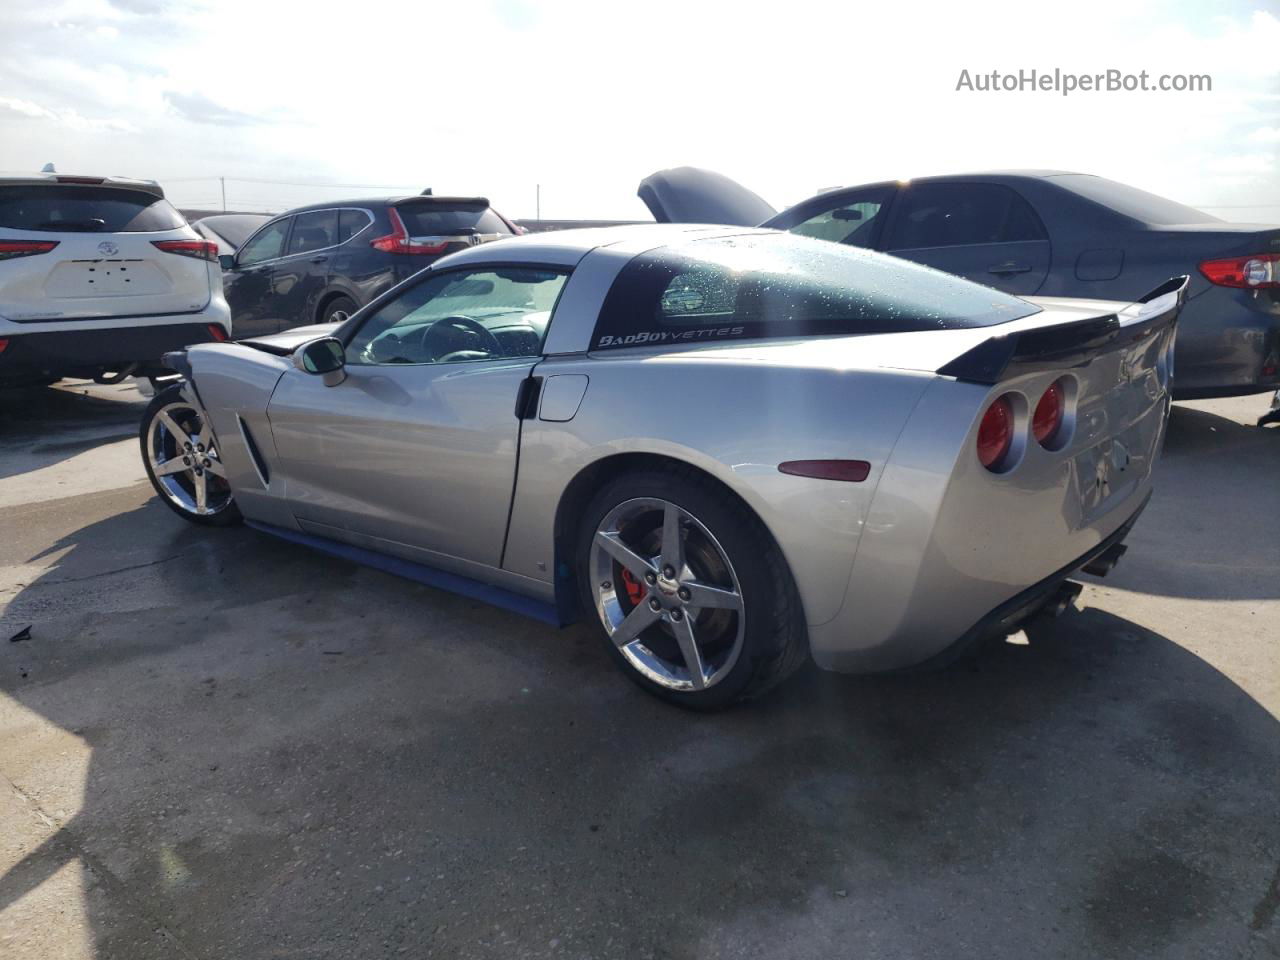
[221,196,519,339]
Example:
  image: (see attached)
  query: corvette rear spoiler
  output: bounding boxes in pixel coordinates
[937,276,1189,385]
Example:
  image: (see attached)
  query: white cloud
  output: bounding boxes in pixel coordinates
[0,96,58,120]
[0,0,1276,219]
[1247,126,1280,144]
[0,95,136,133]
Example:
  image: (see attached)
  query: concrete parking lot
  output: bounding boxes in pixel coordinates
[0,382,1276,960]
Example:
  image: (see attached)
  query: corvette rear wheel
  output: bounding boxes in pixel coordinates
[579,467,808,709]
[140,384,241,526]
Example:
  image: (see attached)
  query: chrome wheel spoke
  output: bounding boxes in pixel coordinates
[594,531,656,580]
[193,470,208,514]
[660,502,684,574]
[157,409,188,442]
[153,457,190,477]
[610,601,659,648]
[671,615,707,690]
[682,580,742,612]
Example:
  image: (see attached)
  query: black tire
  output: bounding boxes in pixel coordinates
[140,384,242,527]
[320,295,358,325]
[576,465,809,710]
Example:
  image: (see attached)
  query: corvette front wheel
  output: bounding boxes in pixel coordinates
[578,466,808,709]
[140,384,241,526]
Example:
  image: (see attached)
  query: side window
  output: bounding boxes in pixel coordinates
[783,187,894,247]
[337,208,372,243]
[345,267,570,366]
[237,218,291,267]
[288,210,338,255]
[885,183,1047,250]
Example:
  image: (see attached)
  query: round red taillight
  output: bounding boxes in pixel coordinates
[1032,381,1065,447]
[977,395,1014,470]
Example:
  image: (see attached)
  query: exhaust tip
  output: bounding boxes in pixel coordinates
[1043,580,1083,619]
[1082,543,1128,578]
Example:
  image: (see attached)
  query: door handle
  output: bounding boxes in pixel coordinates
[988,261,1032,276]
[310,255,328,264]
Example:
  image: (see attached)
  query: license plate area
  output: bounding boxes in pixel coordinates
[45,259,168,298]
[1072,401,1162,523]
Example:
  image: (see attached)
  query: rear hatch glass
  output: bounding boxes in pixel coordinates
[0,185,187,233]
[394,202,511,237]
[592,232,1042,349]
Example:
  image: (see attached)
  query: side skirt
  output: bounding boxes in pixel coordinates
[245,520,563,626]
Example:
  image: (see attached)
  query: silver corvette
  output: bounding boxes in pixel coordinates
[140,225,1187,708]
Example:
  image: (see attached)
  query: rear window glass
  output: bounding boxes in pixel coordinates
[0,185,187,233]
[394,203,511,237]
[1050,174,1220,225]
[592,233,1040,350]
[288,209,339,254]
[338,208,372,242]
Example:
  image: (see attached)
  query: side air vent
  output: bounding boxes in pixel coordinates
[237,415,271,488]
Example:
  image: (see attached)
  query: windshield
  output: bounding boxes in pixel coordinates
[592,232,1041,350]
[0,185,187,233]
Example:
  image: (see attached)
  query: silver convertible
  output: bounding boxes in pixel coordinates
[140,225,1186,708]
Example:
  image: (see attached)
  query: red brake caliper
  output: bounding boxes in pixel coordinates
[619,567,646,606]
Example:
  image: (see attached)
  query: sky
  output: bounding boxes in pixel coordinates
[0,0,1278,221]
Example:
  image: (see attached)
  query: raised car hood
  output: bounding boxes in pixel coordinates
[238,323,339,356]
[638,167,776,226]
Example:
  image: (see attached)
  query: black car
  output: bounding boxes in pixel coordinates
[191,214,271,256]
[221,196,519,338]
[640,168,1280,400]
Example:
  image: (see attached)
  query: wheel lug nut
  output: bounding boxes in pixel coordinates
[648,598,661,612]
[670,609,684,622]
[663,565,676,579]
[601,580,612,590]
[678,587,691,601]
[197,444,205,453]
[182,456,191,465]
[644,571,657,585]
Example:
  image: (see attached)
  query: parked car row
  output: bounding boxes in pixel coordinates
[640,167,1280,400]
[0,175,520,386]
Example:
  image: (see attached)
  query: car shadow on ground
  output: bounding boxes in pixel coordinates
[1080,402,1280,603]
[0,384,145,483]
[0,498,1277,959]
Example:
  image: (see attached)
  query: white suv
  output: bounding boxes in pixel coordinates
[0,173,231,388]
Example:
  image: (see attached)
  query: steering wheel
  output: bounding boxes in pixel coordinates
[420,315,503,363]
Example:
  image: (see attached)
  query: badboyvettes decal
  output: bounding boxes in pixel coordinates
[597,326,745,348]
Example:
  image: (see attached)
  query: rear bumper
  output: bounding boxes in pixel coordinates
[0,321,226,382]
[808,365,1168,674]
[906,493,1148,671]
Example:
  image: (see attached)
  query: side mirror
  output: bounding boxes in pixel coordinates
[218,254,235,271]
[293,337,347,387]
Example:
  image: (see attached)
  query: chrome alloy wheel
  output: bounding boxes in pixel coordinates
[329,309,352,323]
[590,498,745,692]
[145,400,232,517]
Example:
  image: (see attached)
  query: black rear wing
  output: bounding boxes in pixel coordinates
[938,276,1189,385]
